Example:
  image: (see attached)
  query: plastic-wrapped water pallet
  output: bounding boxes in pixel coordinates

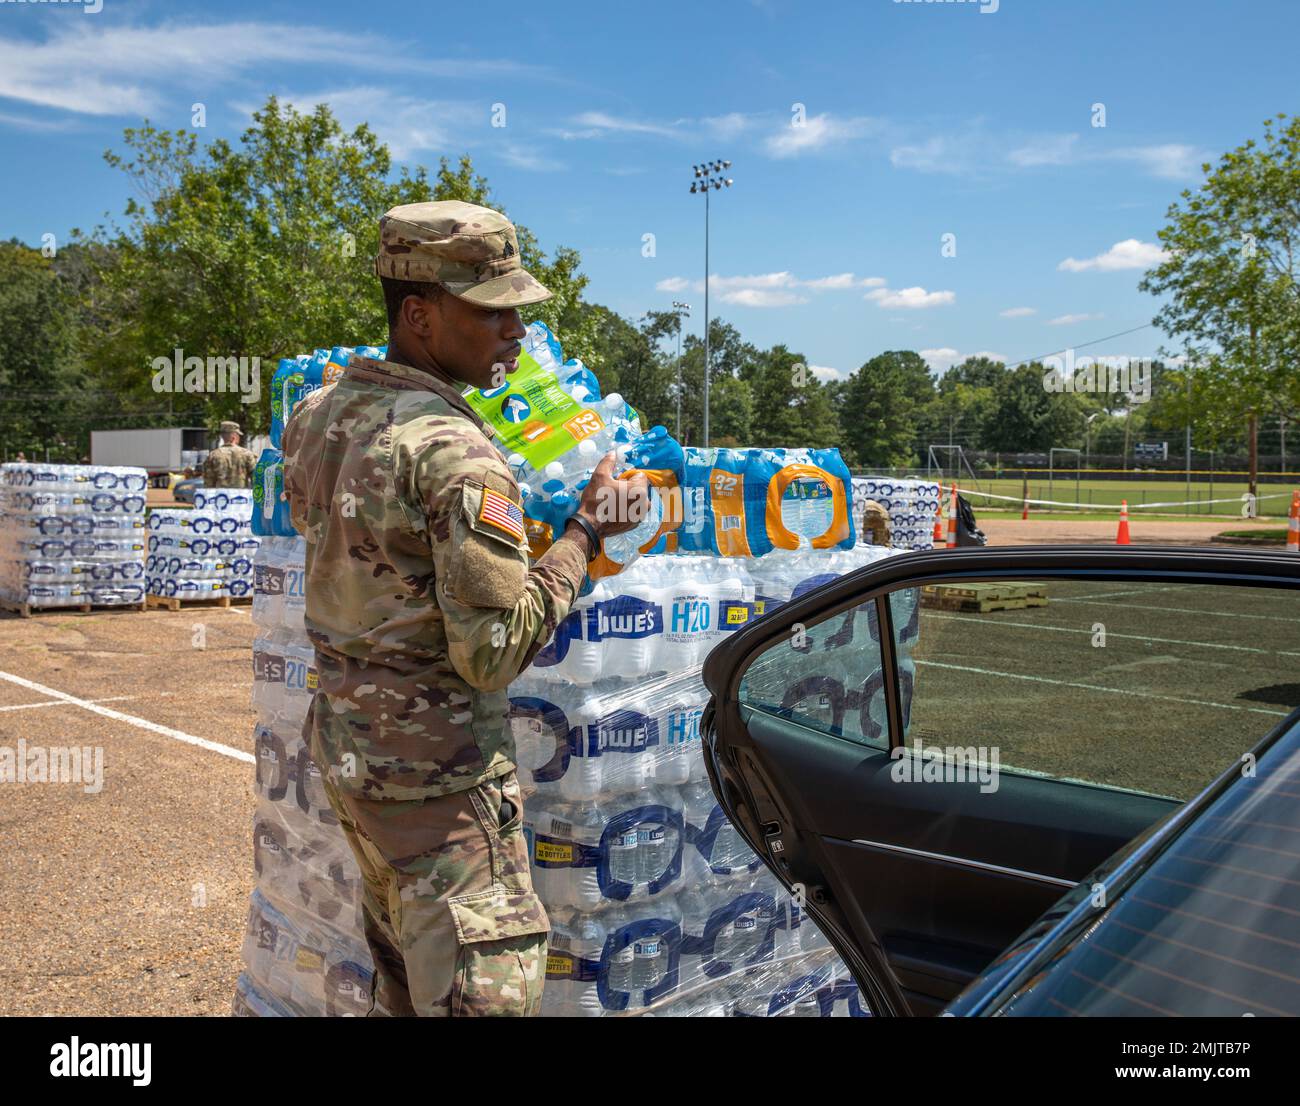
[0,463,148,613]
[233,534,376,1016]
[852,477,941,552]
[145,491,259,605]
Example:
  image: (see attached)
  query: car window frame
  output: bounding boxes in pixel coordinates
[710,546,1300,762]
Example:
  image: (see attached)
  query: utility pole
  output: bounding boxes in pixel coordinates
[671,300,690,441]
[689,160,733,448]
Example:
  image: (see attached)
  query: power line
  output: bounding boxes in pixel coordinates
[1004,322,1158,370]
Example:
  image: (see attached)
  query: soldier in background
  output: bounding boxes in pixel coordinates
[861,499,892,546]
[282,200,649,1017]
[203,421,256,488]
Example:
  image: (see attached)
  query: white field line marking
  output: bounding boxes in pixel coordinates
[914,659,1290,717]
[1049,585,1195,601]
[924,612,1300,659]
[0,669,254,763]
[0,695,138,713]
[1052,597,1298,623]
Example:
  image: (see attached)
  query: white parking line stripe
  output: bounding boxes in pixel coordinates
[1052,585,1196,601]
[925,612,1300,659]
[914,659,1290,717]
[0,669,254,763]
[0,695,138,713]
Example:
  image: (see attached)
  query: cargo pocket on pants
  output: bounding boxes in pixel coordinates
[448,886,550,1017]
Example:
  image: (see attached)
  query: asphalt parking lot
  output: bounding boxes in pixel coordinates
[0,605,256,1015]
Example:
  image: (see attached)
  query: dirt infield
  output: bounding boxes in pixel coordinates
[979,516,1281,546]
[0,516,1292,1016]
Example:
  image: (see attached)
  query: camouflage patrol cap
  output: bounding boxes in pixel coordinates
[374,200,553,309]
[220,421,242,435]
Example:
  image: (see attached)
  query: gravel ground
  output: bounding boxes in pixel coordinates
[0,512,1287,1016]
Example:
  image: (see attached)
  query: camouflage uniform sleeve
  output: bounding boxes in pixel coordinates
[239,446,257,487]
[401,427,589,694]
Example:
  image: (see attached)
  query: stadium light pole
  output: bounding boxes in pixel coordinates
[671,301,691,441]
[689,160,733,447]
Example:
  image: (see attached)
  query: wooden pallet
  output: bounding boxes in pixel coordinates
[145,593,252,612]
[0,596,147,618]
[921,582,1049,614]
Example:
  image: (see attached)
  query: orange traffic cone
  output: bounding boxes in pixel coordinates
[1287,491,1299,553]
[1116,500,1131,545]
[932,499,945,545]
[946,485,959,548]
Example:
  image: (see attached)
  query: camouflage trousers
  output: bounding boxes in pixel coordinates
[320,769,550,1017]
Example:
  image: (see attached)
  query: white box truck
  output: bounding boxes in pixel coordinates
[91,427,211,485]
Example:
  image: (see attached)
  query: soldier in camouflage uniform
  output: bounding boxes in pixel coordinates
[282,200,649,1017]
[861,499,892,546]
[202,421,257,488]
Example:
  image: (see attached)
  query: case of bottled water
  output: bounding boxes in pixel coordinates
[0,463,148,608]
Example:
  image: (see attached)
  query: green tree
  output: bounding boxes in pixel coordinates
[1140,114,1300,492]
[982,363,1090,453]
[0,242,92,459]
[87,98,594,435]
[840,350,935,467]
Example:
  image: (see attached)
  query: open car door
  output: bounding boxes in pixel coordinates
[701,546,1300,1016]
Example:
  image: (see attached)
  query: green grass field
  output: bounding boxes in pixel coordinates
[945,476,1297,519]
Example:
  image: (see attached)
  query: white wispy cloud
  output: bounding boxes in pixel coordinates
[809,365,847,382]
[764,113,883,157]
[0,21,539,118]
[892,124,1209,182]
[920,348,1008,373]
[1007,134,1079,168]
[1048,312,1105,326]
[1105,143,1205,180]
[499,143,565,172]
[720,289,808,307]
[270,88,479,160]
[799,272,886,290]
[1058,238,1168,272]
[1000,306,1037,318]
[655,271,882,297]
[560,111,681,139]
[866,286,955,309]
[709,272,797,292]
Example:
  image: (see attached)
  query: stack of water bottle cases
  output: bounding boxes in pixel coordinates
[145,488,259,602]
[851,476,943,552]
[236,327,924,1017]
[0,463,148,609]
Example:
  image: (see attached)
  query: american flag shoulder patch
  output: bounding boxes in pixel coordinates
[478,486,526,542]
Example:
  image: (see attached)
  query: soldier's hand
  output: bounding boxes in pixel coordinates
[576,452,652,538]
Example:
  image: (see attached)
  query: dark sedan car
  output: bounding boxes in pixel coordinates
[701,546,1300,1016]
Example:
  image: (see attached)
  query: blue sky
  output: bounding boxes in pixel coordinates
[1,0,1296,381]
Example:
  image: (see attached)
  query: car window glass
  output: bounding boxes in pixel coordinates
[738,594,897,750]
[892,579,1300,801]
